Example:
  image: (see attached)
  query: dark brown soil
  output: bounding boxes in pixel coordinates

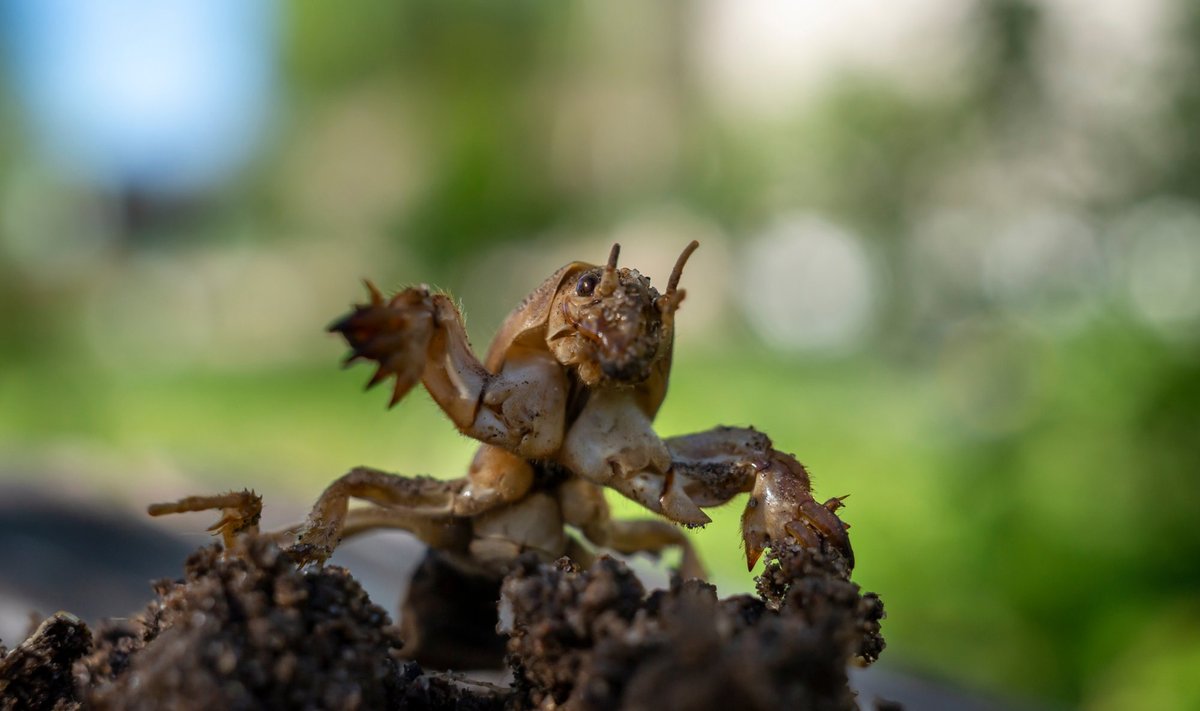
[0,535,886,710]
[0,613,91,711]
[502,542,884,711]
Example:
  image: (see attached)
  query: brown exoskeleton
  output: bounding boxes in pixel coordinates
[151,241,852,668]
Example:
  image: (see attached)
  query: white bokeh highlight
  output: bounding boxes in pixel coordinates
[740,214,877,353]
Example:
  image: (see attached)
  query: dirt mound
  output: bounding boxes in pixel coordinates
[0,613,91,711]
[0,537,885,710]
[502,543,883,711]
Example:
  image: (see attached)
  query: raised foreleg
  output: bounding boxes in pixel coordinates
[330,285,568,459]
[666,426,854,570]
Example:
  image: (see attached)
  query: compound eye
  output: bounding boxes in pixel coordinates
[575,272,600,296]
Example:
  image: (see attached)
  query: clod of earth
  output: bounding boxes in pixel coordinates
[0,531,886,710]
[503,543,884,711]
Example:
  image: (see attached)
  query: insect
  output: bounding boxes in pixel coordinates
[150,241,852,667]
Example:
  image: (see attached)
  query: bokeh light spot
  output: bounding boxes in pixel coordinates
[740,214,876,354]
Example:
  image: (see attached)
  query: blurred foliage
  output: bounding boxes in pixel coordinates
[1157,2,1200,201]
[3,0,1200,708]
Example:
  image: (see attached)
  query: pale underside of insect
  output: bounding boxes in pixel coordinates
[149,241,853,648]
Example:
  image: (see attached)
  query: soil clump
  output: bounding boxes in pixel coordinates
[1,536,885,710]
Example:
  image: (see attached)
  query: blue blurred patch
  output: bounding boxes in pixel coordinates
[0,0,279,194]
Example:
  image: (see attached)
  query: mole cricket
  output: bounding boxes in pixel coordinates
[150,241,854,665]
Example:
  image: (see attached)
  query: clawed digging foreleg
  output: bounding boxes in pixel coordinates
[328,281,434,408]
[664,426,854,571]
[331,282,569,460]
[739,453,854,570]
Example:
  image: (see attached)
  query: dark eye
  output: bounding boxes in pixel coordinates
[576,273,599,296]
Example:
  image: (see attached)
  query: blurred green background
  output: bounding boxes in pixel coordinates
[2,0,1199,707]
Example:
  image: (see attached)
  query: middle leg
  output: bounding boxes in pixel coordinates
[337,505,471,551]
[559,477,706,580]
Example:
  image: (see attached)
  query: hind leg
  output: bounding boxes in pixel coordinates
[600,518,706,580]
[295,448,535,564]
[293,466,466,563]
[336,505,472,551]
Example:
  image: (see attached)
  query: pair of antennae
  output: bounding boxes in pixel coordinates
[597,240,700,313]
